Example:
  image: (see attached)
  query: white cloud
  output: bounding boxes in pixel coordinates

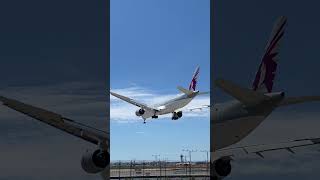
[110,86,210,122]
[135,131,145,134]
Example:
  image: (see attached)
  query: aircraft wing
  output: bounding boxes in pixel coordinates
[0,96,109,149]
[188,105,211,111]
[110,91,158,112]
[212,137,320,160]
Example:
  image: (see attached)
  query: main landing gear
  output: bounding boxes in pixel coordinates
[143,115,158,124]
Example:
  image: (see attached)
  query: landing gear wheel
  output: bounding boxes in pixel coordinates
[171,112,179,120]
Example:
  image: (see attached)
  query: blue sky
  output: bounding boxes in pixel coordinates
[110,0,210,161]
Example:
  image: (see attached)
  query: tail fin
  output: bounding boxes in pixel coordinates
[189,66,200,91]
[252,16,287,93]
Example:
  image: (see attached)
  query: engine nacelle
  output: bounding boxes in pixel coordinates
[135,109,145,116]
[81,149,109,174]
[172,111,182,120]
[211,157,232,179]
[177,111,182,118]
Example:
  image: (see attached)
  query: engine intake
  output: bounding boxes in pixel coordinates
[212,157,232,179]
[177,111,182,118]
[81,149,109,174]
[135,109,145,116]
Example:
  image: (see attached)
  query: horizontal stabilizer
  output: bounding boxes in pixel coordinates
[215,79,269,107]
[279,96,320,106]
[198,91,210,95]
[177,86,193,95]
[188,105,210,111]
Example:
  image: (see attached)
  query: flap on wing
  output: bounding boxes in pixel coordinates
[278,96,320,106]
[215,79,269,107]
[212,137,320,160]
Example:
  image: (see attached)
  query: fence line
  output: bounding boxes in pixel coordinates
[110,160,210,179]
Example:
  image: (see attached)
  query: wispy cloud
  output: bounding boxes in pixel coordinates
[110,86,210,122]
[135,131,145,134]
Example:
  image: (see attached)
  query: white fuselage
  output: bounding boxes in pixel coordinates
[212,92,284,150]
[141,93,196,119]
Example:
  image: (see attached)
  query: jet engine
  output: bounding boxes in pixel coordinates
[81,149,109,174]
[172,111,182,120]
[135,109,145,116]
[177,111,182,118]
[211,157,232,180]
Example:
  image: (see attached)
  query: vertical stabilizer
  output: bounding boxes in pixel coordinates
[252,16,287,93]
[189,66,200,91]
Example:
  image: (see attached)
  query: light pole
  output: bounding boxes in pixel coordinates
[164,157,168,178]
[182,149,197,176]
[152,154,160,178]
[152,154,160,161]
[200,150,209,175]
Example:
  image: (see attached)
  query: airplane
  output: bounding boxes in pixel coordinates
[0,96,110,179]
[110,66,209,123]
[208,16,320,180]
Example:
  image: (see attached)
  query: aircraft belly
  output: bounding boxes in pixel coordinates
[211,116,265,150]
[158,98,192,115]
[141,110,154,119]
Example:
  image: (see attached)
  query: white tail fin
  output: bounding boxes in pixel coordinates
[189,66,200,91]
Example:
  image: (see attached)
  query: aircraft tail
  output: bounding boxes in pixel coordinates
[188,66,200,91]
[177,86,193,95]
[252,16,287,93]
[216,79,268,107]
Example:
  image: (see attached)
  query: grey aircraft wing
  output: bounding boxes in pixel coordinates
[0,96,109,149]
[212,137,320,160]
[110,91,159,112]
